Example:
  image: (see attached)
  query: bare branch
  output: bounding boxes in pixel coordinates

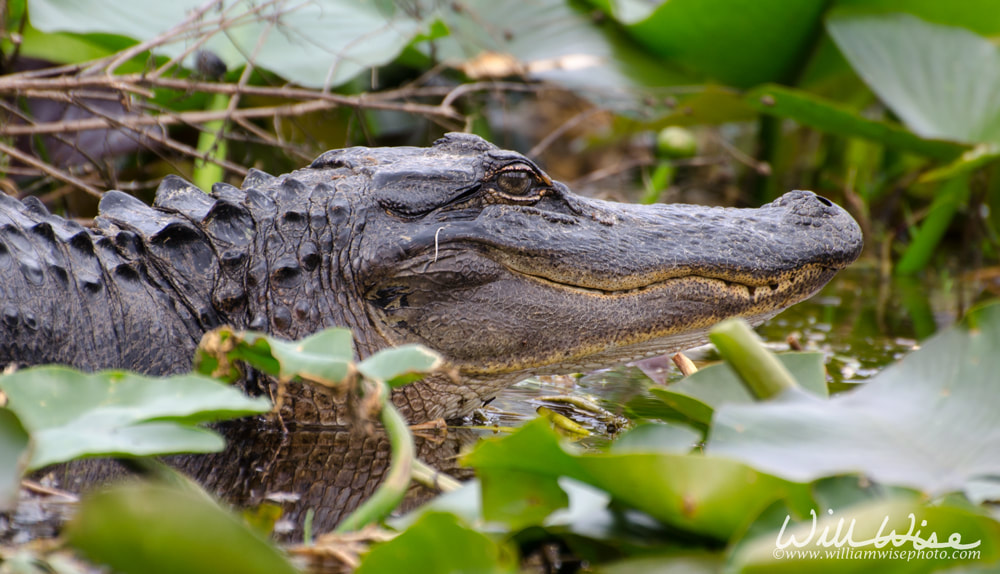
[0,140,104,198]
[0,99,343,136]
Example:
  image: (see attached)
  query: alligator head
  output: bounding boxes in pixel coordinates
[0,133,862,422]
[308,133,862,419]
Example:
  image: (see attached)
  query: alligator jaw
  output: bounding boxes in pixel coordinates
[364,184,862,382]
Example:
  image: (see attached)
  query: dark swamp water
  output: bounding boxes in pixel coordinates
[9,262,999,543]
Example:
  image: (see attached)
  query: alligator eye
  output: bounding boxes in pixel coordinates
[496,170,535,195]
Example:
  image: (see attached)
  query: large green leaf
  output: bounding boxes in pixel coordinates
[464,419,811,540]
[196,327,440,389]
[196,327,355,386]
[0,366,270,469]
[828,12,1000,145]
[834,0,1000,36]
[598,0,829,88]
[0,408,31,511]
[357,344,443,388]
[357,511,518,574]
[729,497,1000,573]
[707,301,1000,496]
[27,0,428,88]
[649,352,828,427]
[746,84,966,160]
[67,482,298,574]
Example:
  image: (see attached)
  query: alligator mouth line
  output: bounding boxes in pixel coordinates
[500,263,835,303]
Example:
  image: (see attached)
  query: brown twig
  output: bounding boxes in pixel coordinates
[0,140,104,198]
[0,99,343,136]
[0,74,463,120]
[528,107,607,159]
[440,80,544,109]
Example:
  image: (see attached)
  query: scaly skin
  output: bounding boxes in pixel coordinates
[0,133,862,422]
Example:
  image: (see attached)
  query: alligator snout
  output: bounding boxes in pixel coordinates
[766,189,864,270]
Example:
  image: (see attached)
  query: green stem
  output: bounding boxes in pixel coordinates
[640,163,675,204]
[750,114,780,204]
[335,388,414,532]
[411,459,462,493]
[192,92,229,192]
[709,318,800,400]
[896,174,971,275]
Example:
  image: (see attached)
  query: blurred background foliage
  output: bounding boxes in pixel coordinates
[2,0,1000,277]
[4,2,1000,573]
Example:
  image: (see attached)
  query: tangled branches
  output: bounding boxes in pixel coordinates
[0,0,543,208]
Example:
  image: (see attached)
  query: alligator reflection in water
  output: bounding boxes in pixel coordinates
[171,420,478,538]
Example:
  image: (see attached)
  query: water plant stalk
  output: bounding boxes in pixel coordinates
[709,318,799,399]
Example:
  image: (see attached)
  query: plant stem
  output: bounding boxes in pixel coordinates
[193,92,229,192]
[411,459,462,493]
[896,174,971,275]
[709,318,799,400]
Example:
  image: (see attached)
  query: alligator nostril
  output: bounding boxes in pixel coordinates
[815,195,833,207]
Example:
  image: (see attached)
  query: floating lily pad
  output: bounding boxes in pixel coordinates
[649,352,827,427]
[357,511,518,574]
[464,419,812,540]
[357,344,444,388]
[197,327,442,389]
[68,482,298,574]
[0,366,270,469]
[729,496,1000,573]
[707,302,1000,496]
[609,422,702,454]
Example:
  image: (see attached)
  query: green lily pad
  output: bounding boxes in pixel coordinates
[480,468,569,530]
[357,344,443,388]
[597,0,829,88]
[828,12,1000,145]
[67,482,298,574]
[0,366,270,469]
[196,327,355,386]
[729,496,1000,573]
[197,327,440,390]
[609,422,702,454]
[650,352,827,426]
[834,0,1000,36]
[0,408,31,511]
[464,419,811,540]
[357,511,518,574]
[28,0,428,89]
[707,301,1000,496]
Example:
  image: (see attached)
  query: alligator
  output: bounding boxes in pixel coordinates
[0,133,862,423]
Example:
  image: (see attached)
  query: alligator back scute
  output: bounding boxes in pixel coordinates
[97,182,223,329]
[0,192,124,369]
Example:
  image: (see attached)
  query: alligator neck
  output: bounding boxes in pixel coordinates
[216,169,381,356]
